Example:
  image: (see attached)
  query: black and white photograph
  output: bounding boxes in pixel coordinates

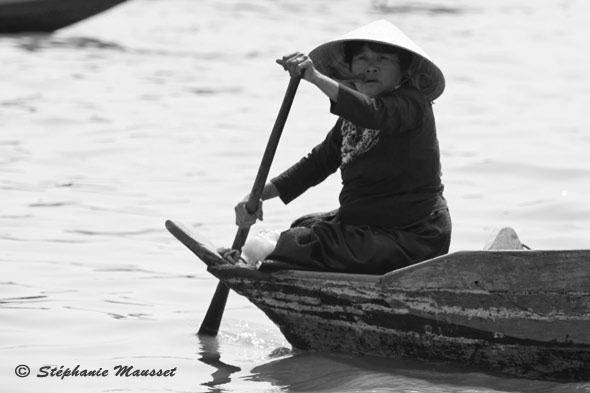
[2,0,590,392]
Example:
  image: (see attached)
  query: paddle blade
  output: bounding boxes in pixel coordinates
[198,283,230,336]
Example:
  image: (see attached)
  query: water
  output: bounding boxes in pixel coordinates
[1,0,590,392]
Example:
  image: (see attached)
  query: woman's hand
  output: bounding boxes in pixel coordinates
[277,52,340,102]
[234,195,263,227]
[276,52,318,82]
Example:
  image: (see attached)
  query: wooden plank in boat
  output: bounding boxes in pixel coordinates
[378,249,590,292]
[165,220,225,267]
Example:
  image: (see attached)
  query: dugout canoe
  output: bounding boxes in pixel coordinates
[165,220,590,382]
[0,0,128,33]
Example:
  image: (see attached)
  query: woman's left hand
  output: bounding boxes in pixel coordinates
[276,52,317,82]
[235,195,263,228]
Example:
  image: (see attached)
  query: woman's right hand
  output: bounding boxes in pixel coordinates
[235,195,263,227]
[276,52,318,82]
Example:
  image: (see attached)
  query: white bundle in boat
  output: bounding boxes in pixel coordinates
[241,230,280,266]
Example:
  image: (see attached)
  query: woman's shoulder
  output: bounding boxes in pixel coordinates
[385,85,426,100]
[382,85,431,111]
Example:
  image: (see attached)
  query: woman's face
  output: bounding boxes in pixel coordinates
[350,45,402,97]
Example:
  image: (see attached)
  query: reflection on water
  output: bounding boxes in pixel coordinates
[0,295,49,310]
[371,0,472,15]
[249,352,578,393]
[198,335,241,390]
[15,35,126,52]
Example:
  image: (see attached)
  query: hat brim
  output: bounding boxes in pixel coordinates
[309,20,445,101]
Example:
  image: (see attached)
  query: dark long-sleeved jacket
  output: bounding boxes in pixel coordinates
[272,84,446,228]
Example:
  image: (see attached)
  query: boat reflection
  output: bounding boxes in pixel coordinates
[246,351,567,393]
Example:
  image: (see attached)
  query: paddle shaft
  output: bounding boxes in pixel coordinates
[198,76,301,336]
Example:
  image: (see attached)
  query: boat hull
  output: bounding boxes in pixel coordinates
[0,0,128,33]
[208,250,590,381]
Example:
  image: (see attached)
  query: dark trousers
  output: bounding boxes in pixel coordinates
[263,208,451,274]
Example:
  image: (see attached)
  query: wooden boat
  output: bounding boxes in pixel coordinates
[166,220,590,382]
[0,0,129,33]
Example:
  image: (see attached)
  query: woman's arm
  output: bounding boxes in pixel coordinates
[234,122,342,228]
[233,53,344,228]
[331,84,426,133]
[276,52,423,133]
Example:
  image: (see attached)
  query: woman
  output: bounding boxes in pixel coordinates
[235,20,451,274]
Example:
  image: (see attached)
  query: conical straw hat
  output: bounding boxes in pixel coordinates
[309,20,445,101]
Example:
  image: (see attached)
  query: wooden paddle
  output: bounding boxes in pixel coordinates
[198,76,301,336]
